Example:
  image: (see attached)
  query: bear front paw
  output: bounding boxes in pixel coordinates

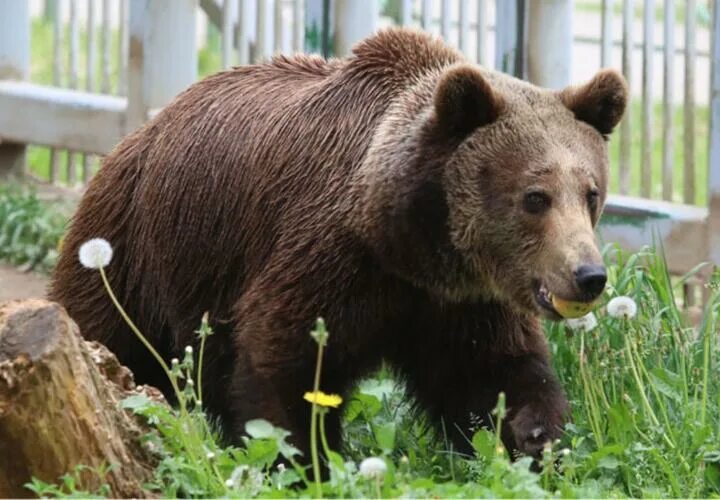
[508,403,565,459]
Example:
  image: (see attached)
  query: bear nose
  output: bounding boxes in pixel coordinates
[574,264,607,299]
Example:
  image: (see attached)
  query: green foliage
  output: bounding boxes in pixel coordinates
[30,245,720,498]
[0,185,67,271]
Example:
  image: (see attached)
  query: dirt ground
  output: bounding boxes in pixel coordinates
[0,264,48,302]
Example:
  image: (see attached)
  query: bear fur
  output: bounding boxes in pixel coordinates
[50,28,627,458]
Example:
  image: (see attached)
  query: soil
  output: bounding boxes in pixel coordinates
[0,264,48,302]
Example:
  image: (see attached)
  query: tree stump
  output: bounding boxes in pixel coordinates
[0,299,161,497]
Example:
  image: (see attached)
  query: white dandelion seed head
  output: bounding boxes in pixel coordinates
[359,457,387,479]
[561,448,571,456]
[607,296,638,319]
[224,478,234,488]
[185,345,193,354]
[565,312,598,332]
[206,451,215,460]
[276,463,286,473]
[171,358,179,366]
[78,238,113,269]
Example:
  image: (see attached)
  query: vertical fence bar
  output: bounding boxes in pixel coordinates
[662,0,674,201]
[335,0,377,56]
[50,0,64,183]
[222,0,233,68]
[459,0,469,54]
[256,0,268,61]
[127,0,197,131]
[601,0,613,67]
[641,0,654,198]
[68,0,79,186]
[527,0,572,89]
[619,0,634,195]
[293,0,303,51]
[118,0,128,95]
[101,0,111,93]
[684,0,696,204]
[238,0,249,63]
[440,0,451,40]
[83,0,97,184]
[0,0,30,178]
[399,0,412,25]
[274,0,283,52]
[476,0,486,65]
[421,0,431,30]
[708,0,720,267]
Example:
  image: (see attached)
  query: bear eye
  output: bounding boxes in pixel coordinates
[523,191,552,215]
[587,188,600,212]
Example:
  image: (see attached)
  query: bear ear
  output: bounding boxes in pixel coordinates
[558,69,628,137]
[433,64,504,139]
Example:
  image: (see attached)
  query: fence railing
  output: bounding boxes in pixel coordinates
[0,0,718,278]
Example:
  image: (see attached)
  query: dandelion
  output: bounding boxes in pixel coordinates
[224,478,234,488]
[78,238,113,269]
[359,457,387,479]
[607,296,638,319]
[561,448,571,456]
[303,390,343,408]
[565,312,598,332]
[171,358,179,366]
[206,451,215,460]
[185,345,193,354]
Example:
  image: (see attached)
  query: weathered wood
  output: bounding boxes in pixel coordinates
[127,0,197,131]
[0,0,30,179]
[0,81,126,155]
[662,0,674,201]
[101,0,111,94]
[599,195,708,275]
[292,0,304,51]
[421,0,431,29]
[684,0,696,204]
[50,0,64,184]
[601,0,613,67]
[459,0,469,55]
[641,0,654,198]
[0,300,159,497]
[619,0,634,195]
[440,0,451,40]
[527,0,572,89]
[476,0,487,65]
[708,0,720,267]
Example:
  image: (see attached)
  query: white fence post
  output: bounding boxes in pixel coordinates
[127,0,197,132]
[527,0,572,89]
[708,0,720,267]
[334,0,378,56]
[0,0,30,177]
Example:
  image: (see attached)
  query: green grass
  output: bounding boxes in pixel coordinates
[0,185,68,272]
[26,244,720,498]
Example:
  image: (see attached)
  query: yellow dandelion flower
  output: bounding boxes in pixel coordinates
[303,391,342,408]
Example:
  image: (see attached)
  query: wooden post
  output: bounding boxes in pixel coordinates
[334,0,378,57]
[708,0,720,267]
[127,0,197,132]
[0,0,30,178]
[495,0,527,78]
[527,0,572,89]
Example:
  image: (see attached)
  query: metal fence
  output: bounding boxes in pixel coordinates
[0,0,719,278]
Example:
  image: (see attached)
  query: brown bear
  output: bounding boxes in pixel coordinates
[50,28,627,459]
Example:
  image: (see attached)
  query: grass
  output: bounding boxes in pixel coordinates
[0,185,68,272]
[26,243,720,498]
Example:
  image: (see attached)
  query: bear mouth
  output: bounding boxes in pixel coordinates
[533,282,562,320]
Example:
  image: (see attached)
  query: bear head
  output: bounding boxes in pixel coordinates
[351,64,628,319]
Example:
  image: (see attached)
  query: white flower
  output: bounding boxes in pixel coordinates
[224,478,234,488]
[607,296,638,319]
[78,238,113,269]
[561,448,571,456]
[171,358,179,366]
[565,312,598,332]
[359,457,387,479]
[185,345,193,354]
[206,451,215,460]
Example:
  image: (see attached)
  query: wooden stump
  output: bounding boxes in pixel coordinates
[0,299,161,497]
